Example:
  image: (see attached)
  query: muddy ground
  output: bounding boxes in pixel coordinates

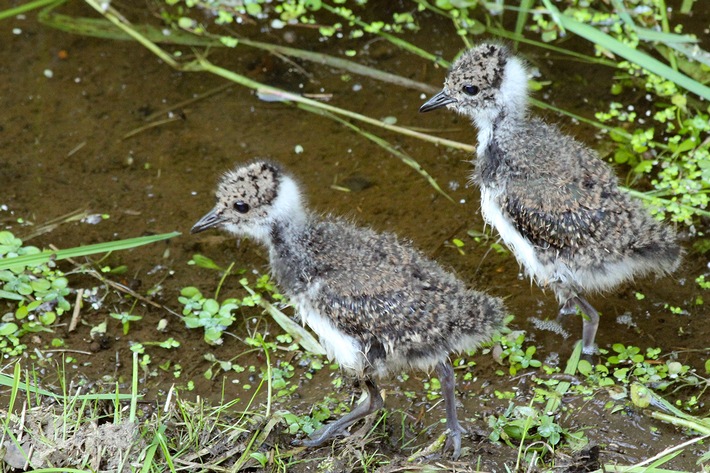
[1,1,708,471]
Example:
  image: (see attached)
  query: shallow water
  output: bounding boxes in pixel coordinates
[1,1,709,470]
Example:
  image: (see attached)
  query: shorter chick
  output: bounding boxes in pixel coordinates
[192,160,506,458]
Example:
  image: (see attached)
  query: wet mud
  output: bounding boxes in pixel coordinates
[1,1,708,471]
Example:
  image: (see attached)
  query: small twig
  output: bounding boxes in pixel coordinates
[122,116,183,139]
[430,222,467,259]
[624,433,710,470]
[142,82,233,122]
[163,384,175,414]
[23,443,33,471]
[41,349,93,355]
[302,93,332,101]
[20,209,90,242]
[271,50,315,81]
[172,456,231,472]
[68,288,84,332]
[48,244,181,318]
[66,141,86,157]
[17,400,27,443]
[649,411,710,435]
[407,430,447,462]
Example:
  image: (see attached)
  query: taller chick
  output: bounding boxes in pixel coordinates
[420,43,681,354]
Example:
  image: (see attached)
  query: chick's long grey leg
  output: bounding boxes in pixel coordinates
[436,360,464,460]
[302,378,383,447]
[557,298,578,318]
[574,296,600,355]
[556,295,600,355]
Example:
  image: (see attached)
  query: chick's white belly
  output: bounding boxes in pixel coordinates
[480,186,557,285]
[290,290,365,375]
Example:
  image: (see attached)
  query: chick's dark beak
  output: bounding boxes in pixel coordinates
[191,208,223,234]
[419,90,456,113]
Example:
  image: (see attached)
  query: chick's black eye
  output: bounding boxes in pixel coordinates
[462,84,479,96]
[234,201,250,214]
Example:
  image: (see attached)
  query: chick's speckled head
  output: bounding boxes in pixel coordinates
[420,43,528,125]
[446,44,509,106]
[192,160,303,242]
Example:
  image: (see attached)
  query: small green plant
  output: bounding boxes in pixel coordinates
[496,332,542,375]
[445,237,466,255]
[270,361,297,398]
[467,228,510,255]
[130,339,181,378]
[277,398,335,437]
[488,402,586,453]
[178,270,286,346]
[110,311,143,335]
[179,286,246,345]
[0,231,71,355]
[181,254,293,346]
[577,344,700,394]
[423,376,442,401]
[161,0,422,44]
[202,352,248,380]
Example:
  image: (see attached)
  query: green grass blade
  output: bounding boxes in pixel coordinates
[544,340,581,414]
[83,0,178,66]
[634,27,698,44]
[680,0,695,14]
[0,369,55,398]
[645,410,710,434]
[140,424,164,473]
[645,450,684,469]
[266,303,325,354]
[0,0,60,21]
[609,0,696,44]
[513,0,535,49]
[662,42,710,68]
[40,4,215,44]
[156,425,177,473]
[261,299,325,355]
[0,231,180,271]
[613,433,710,472]
[7,363,21,422]
[130,351,139,423]
[21,469,93,473]
[0,371,136,400]
[609,0,636,26]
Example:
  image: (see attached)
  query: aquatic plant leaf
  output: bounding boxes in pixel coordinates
[0,232,181,271]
